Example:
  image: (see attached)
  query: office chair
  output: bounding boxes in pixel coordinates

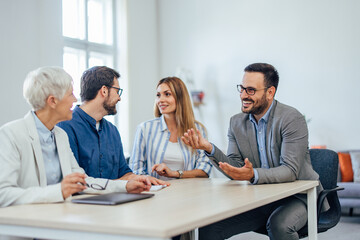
[297,148,344,238]
[255,149,344,238]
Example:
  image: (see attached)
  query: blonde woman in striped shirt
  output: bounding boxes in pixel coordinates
[130,77,212,181]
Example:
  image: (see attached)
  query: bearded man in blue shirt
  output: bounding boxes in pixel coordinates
[58,66,168,186]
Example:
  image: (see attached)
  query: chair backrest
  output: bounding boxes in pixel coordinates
[307,148,342,235]
[309,149,339,190]
[257,149,342,238]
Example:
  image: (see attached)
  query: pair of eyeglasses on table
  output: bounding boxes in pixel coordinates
[73,179,109,196]
[76,153,114,192]
[84,179,110,190]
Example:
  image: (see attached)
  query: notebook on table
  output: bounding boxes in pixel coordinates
[71,192,155,205]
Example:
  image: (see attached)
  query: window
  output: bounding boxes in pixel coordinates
[62,0,117,124]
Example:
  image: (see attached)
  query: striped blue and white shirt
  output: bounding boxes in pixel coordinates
[130,115,212,178]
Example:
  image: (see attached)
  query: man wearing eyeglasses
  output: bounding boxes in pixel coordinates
[182,63,326,240]
[58,66,168,186]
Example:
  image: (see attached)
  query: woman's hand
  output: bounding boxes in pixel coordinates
[61,172,87,199]
[147,176,171,186]
[125,175,152,193]
[151,163,179,178]
[130,174,170,186]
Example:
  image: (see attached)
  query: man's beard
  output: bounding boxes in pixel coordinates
[241,93,269,116]
[103,97,117,115]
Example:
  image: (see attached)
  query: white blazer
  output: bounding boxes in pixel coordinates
[0,112,127,207]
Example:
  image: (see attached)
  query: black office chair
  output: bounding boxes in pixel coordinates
[297,148,344,238]
[255,149,344,238]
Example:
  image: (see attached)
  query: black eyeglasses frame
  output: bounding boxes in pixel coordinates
[86,179,110,191]
[108,86,123,97]
[236,84,268,96]
[84,154,115,191]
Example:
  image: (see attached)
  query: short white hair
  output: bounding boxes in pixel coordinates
[23,67,73,111]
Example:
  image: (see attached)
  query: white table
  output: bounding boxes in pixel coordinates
[0,179,318,240]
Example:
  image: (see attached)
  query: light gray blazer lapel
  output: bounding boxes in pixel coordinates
[54,127,72,177]
[24,112,47,186]
[265,101,277,168]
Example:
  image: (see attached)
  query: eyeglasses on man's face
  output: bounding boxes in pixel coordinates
[236,84,268,96]
[109,86,123,97]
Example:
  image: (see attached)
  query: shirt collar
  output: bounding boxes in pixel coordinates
[74,105,102,130]
[160,115,169,132]
[249,100,274,124]
[32,111,54,143]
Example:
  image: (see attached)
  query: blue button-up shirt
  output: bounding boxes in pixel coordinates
[249,100,274,184]
[57,106,132,179]
[32,112,62,185]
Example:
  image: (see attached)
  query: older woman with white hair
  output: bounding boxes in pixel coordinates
[0,66,151,208]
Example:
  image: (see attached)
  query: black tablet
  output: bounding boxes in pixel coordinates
[209,158,234,180]
[71,192,155,205]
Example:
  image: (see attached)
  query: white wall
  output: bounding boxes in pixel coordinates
[1,0,359,153]
[0,0,63,126]
[0,0,158,154]
[157,0,360,151]
[125,0,160,149]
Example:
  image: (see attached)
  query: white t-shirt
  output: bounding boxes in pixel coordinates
[159,141,184,181]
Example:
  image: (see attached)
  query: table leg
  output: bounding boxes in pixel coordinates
[307,186,318,240]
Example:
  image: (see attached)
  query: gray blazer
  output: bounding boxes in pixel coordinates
[0,112,127,207]
[210,101,326,207]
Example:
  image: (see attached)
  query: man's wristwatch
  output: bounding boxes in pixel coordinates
[177,170,183,179]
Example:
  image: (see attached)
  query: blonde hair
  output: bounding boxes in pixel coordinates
[154,77,206,138]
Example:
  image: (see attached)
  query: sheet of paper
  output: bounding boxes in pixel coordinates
[149,185,168,192]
